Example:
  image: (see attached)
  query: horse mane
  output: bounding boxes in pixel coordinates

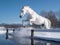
[22,6,30,9]
[24,6,30,8]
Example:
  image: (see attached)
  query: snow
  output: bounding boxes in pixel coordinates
[0,26,60,44]
[0,26,6,34]
[0,26,13,34]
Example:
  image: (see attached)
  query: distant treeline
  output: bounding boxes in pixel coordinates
[0,24,23,28]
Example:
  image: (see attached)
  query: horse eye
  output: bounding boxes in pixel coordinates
[21,10,23,12]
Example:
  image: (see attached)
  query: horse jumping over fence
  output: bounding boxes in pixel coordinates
[20,6,51,29]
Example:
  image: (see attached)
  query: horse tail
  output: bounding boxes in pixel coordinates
[48,19,51,28]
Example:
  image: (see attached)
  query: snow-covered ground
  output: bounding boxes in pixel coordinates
[0,29,14,34]
[0,27,60,45]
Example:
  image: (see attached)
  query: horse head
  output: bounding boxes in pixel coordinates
[20,6,30,18]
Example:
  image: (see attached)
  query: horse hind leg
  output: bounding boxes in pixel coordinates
[39,24,45,29]
[41,24,45,29]
[44,20,51,29]
[45,24,50,29]
[48,20,51,29]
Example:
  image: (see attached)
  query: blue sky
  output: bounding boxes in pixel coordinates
[0,0,60,24]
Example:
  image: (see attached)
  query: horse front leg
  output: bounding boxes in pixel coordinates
[29,17,36,25]
[29,19,33,25]
[44,21,50,29]
[29,19,35,25]
[29,21,32,25]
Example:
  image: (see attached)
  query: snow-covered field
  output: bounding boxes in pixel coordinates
[0,27,60,45]
[0,27,14,34]
[0,29,13,34]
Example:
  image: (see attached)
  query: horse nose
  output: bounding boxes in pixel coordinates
[20,16,22,18]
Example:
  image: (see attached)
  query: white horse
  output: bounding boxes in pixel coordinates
[20,6,51,29]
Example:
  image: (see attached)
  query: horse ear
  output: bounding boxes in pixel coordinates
[24,6,30,8]
[22,6,24,9]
